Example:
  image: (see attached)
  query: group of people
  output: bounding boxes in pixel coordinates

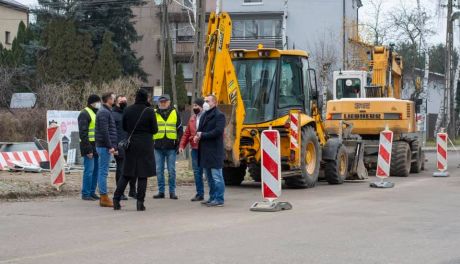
[78,88,226,211]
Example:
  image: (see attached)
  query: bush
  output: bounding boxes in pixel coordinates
[0,109,46,141]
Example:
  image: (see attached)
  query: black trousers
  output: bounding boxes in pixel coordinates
[115,156,136,194]
[114,176,147,202]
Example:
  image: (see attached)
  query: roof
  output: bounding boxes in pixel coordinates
[0,0,29,12]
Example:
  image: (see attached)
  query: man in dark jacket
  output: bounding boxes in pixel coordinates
[194,95,226,207]
[153,94,183,200]
[95,92,117,207]
[112,95,136,200]
[78,94,101,201]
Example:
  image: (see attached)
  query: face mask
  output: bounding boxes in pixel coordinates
[202,102,210,112]
[94,102,102,109]
[120,102,127,109]
[193,108,200,115]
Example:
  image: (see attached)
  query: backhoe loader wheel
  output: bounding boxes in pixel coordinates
[248,164,261,182]
[325,145,348,184]
[390,141,411,177]
[285,126,320,188]
[223,165,247,186]
[410,140,422,173]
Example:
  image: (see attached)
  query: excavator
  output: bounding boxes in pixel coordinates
[325,45,425,176]
[201,11,367,187]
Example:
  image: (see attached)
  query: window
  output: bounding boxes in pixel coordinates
[178,62,193,80]
[5,31,11,44]
[336,78,362,99]
[176,22,194,42]
[231,19,282,38]
[302,58,311,114]
[279,56,303,109]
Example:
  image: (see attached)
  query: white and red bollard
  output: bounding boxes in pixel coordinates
[250,130,292,212]
[433,132,449,177]
[289,111,301,167]
[47,125,66,190]
[370,129,395,188]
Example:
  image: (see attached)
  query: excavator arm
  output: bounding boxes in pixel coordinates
[202,12,245,167]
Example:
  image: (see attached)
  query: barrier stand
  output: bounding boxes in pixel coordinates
[433,131,450,177]
[370,129,395,188]
[250,130,292,212]
[47,124,66,190]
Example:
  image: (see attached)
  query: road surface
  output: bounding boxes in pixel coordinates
[1,153,459,264]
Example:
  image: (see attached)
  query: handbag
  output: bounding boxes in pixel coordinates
[118,107,149,151]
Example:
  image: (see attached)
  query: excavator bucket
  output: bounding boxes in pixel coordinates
[219,104,240,167]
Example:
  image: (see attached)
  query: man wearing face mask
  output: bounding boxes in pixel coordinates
[153,94,183,200]
[112,95,136,200]
[78,94,101,201]
[194,95,226,207]
[179,98,205,202]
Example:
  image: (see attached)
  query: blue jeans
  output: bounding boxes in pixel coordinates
[81,155,99,197]
[96,147,112,195]
[191,149,204,197]
[204,168,224,204]
[155,149,177,194]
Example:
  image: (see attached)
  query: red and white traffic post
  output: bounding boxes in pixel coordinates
[370,129,395,188]
[433,132,450,177]
[250,130,292,212]
[47,124,66,190]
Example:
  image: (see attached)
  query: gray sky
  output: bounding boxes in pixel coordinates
[18,0,449,45]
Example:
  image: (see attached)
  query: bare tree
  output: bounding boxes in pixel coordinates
[361,0,391,45]
[0,67,17,108]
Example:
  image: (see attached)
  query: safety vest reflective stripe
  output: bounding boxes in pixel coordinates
[84,107,96,142]
[154,109,178,140]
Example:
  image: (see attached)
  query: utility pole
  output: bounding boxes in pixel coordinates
[417,0,429,146]
[446,0,455,138]
[191,0,207,102]
[164,0,178,107]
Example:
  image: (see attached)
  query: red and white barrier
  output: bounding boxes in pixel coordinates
[433,132,450,177]
[47,125,65,189]
[250,130,292,211]
[376,130,394,178]
[289,111,301,167]
[0,150,49,170]
[261,130,282,200]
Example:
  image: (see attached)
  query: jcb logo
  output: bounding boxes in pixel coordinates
[354,103,370,109]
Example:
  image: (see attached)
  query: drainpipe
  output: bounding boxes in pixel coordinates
[342,0,346,69]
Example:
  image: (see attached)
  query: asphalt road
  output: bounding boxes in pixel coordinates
[1,152,460,264]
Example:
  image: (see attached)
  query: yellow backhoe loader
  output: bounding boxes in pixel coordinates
[201,11,367,187]
[326,45,425,176]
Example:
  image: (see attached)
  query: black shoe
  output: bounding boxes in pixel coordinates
[82,196,96,201]
[120,194,128,201]
[128,191,137,199]
[90,193,100,200]
[113,199,121,210]
[137,200,145,211]
[191,195,204,202]
[170,193,178,200]
[153,193,165,199]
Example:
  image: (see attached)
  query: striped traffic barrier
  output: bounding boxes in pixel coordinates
[370,129,395,188]
[47,125,65,190]
[250,130,292,212]
[433,132,449,177]
[0,150,49,171]
[289,110,301,167]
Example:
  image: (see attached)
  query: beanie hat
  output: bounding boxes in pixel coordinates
[194,98,204,107]
[87,94,101,105]
[135,88,149,103]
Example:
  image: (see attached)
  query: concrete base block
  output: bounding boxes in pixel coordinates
[250,201,293,212]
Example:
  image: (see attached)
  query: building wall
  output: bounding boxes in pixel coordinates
[0,5,28,49]
[131,1,162,89]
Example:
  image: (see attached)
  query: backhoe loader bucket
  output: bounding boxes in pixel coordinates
[219,104,240,167]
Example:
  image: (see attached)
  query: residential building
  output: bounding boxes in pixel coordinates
[0,0,29,49]
[132,0,363,96]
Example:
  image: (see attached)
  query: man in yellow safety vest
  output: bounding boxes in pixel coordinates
[153,94,183,200]
[78,94,101,201]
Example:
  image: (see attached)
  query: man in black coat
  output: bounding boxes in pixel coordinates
[195,95,226,207]
[112,95,136,200]
[95,92,117,207]
[78,94,101,201]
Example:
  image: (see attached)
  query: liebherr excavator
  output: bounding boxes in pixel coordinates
[325,45,425,176]
[200,11,367,188]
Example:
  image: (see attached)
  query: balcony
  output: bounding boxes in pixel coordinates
[230,36,283,50]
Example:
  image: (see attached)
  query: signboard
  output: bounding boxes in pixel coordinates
[46,111,80,156]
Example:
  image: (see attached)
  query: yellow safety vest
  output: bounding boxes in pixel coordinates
[84,107,96,142]
[154,109,178,140]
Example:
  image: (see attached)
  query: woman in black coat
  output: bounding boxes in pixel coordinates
[113,89,158,211]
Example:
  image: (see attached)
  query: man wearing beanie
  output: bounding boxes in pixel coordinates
[179,98,205,201]
[78,94,102,201]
